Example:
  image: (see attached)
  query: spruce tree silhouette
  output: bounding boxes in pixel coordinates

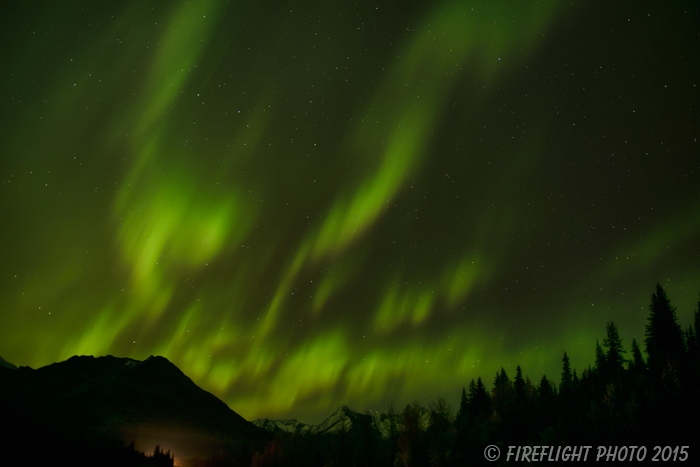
[560,352,573,395]
[593,339,607,392]
[691,297,700,363]
[629,338,645,373]
[513,365,526,405]
[491,368,513,421]
[694,296,700,345]
[455,387,468,433]
[603,321,625,380]
[537,375,555,402]
[594,340,605,373]
[645,283,683,381]
[467,377,490,422]
[454,387,470,462]
[510,365,529,447]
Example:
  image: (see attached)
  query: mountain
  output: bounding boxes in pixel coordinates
[0,355,16,369]
[253,417,314,435]
[254,404,431,439]
[0,355,266,462]
[253,405,358,436]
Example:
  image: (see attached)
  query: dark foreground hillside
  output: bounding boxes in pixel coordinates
[0,355,266,466]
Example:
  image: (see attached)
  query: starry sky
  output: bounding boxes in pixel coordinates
[1,0,698,423]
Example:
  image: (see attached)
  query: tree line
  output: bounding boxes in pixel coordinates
[243,283,700,466]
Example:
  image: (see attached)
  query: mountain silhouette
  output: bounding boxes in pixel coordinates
[254,404,431,440]
[0,355,266,461]
[253,405,361,436]
[0,355,16,369]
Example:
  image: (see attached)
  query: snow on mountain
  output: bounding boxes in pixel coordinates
[253,406,356,436]
[254,404,432,440]
[0,356,17,370]
[253,418,313,435]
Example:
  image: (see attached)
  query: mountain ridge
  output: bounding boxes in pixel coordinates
[253,404,432,440]
[0,353,434,462]
[0,355,16,369]
[0,354,267,461]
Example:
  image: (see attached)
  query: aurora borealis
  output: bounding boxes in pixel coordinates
[1,0,698,423]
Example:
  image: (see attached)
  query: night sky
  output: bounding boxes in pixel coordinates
[1,0,698,423]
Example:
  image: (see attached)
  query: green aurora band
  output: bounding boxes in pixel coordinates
[1,0,699,422]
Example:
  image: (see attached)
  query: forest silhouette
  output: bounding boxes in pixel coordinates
[243,283,699,466]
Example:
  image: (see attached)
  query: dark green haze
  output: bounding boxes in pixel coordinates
[1,1,698,422]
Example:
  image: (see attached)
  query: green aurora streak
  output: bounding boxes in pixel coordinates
[1,0,698,422]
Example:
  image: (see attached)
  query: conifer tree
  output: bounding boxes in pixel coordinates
[525,375,535,402]
[492,368,513,423]
[467,378,476,402]
[686,326,696,357]
[603,321,625,378]
[492,368,511,399]
[560,352,573,394]
[456,387,468,426]
[514,365,526,404]
[536,374,555,424]
[629,338,645,374]
[594,339,606,377]
[691,300,700,363]
[645,283,683,376]
[539,375,554,399]
[694,297,700,344]
[467,377,490,422]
